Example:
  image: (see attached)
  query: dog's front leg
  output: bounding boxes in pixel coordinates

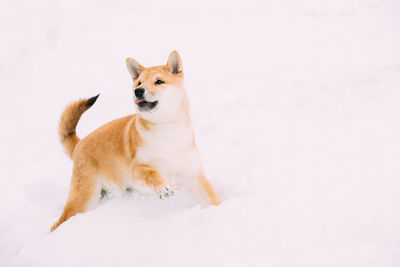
[197,174,221,206]
[132,164,175,199]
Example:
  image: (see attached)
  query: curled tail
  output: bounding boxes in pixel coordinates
[58,94,99,159]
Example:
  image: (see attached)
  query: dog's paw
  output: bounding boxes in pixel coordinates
[156,184,177,199]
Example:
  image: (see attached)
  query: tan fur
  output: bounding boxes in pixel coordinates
[51,51,220,232]
[198,174,221,206]
[131,164,171,195]
[137,116,154,131]
[58,98,94,158]
[130,65,185,96]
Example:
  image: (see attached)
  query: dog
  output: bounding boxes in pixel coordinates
[50,51,220,232]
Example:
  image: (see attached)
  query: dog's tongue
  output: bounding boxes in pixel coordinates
[135,99,145,104]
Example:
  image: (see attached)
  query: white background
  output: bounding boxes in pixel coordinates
[1,0,400,266]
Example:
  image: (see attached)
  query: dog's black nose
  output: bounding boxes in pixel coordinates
[135,87,145,98]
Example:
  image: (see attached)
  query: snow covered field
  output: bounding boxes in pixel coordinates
[1,0,400,266]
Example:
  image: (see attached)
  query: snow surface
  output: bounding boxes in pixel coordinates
[1,0,400,266]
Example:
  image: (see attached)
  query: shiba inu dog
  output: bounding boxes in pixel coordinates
[50,51,220,232]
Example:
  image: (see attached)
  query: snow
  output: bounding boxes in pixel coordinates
[1,0,400,266]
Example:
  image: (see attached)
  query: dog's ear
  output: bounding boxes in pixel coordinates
[126,58,144,79]
[167,51,183,75]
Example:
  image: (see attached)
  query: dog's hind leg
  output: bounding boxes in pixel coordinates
[51,165,101,232]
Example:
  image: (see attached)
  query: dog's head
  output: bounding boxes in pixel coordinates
[126,51,187,122]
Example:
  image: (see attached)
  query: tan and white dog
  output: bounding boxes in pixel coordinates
[51,51,220,232]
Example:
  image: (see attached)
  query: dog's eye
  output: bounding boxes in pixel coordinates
[137,81,142,86]
[155,79,164,85]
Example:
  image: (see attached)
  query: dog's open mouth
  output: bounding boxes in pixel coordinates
[135,98,158,111]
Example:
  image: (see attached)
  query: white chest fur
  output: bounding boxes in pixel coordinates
[135,119,202,184]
